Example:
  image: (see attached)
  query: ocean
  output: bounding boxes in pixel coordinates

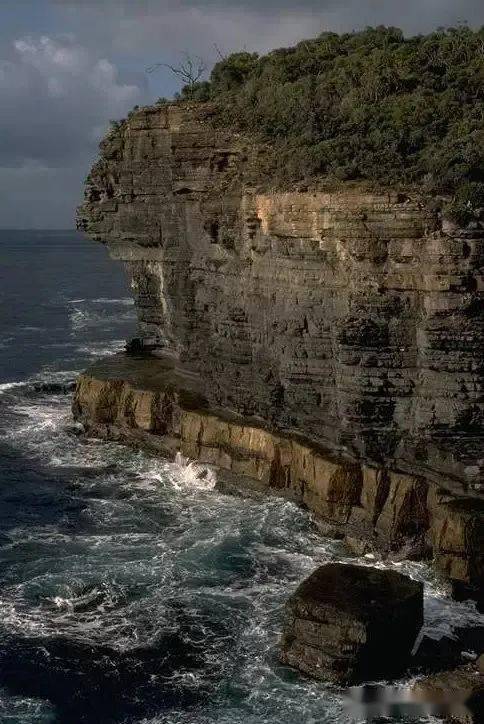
[0,230,482,724]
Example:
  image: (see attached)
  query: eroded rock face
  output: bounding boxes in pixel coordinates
[73,354,484,593]
[279,563,423,683]
[75,101,483,597]
[77,102,483,495]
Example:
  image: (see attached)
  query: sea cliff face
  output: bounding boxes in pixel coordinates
[73,354,483,594]
[76,102,483,595]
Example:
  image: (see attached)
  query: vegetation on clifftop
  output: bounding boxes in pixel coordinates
[180,26,484,215]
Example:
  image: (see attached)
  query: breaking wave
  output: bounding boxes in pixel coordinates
[67,298,134,306]
[173,452,217,492]
[69,307,136,331]
[76,339,126,357]
[66,295,136,334]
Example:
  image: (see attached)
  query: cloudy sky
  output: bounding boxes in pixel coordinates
[1,0,483,228]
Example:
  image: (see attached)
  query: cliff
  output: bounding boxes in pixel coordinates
[76,102,483,596]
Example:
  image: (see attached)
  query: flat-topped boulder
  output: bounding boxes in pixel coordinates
[280,563,423,683]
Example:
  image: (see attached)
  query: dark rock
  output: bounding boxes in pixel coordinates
[414,626,484,674]
[412,663,484,723]
[125,337,160,355]
[279,563,423,683]
[453,579,484,614]
[31,381,76,395]
[125,337,145,355]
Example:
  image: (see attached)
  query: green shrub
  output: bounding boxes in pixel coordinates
[179,81,212,101]
[196,26,484,200]
[444,182,484,225]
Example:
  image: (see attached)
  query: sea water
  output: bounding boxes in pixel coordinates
[0,230,482,724]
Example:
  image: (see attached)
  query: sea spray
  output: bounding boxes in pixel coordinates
[173,452,217,492]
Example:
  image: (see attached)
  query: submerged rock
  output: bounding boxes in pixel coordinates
[279,563,423,683]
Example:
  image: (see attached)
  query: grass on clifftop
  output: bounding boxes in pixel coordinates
[177,26,484,221]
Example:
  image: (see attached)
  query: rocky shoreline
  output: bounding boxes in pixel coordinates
[72,347,484,717]
[73,352,483,607]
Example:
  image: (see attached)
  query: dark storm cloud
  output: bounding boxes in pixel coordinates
[0,31,147,226]
[50,1,484,81]
[53,0,484,31]
[0,35,146,168]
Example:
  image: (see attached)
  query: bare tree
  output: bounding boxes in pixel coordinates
[213,44,226,61]
[146,52,206,96]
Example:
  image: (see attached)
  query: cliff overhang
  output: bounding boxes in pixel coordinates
[76,101,484,600]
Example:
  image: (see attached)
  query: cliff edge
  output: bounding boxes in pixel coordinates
[76,101,483,596]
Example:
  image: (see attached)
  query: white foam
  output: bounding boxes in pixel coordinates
[77,339,126,357]
[172,452,217,491]
[69,308,93,330]
[0,380,25,394]
[0,336,14,350]
[69,306,135,330]
[67,297,133,305]
[3,401,67,437]
[0,688,55,719]
[91,297,134,305]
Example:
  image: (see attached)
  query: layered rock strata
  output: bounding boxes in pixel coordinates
[279,563,423,683]
[77,102,483,495]
[73,354,483,594]
[75,100,483,596]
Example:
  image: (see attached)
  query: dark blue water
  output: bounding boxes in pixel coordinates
[0,231,482,724]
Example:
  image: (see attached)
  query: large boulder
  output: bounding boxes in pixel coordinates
[280,563,423,683]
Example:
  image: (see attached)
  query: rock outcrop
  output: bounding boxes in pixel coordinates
[279,563,423,683]
[73,354,484,597]
[414,626,484,674]
[77,102,483,495]
[412,663,484,723]
[75,101,483,598]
